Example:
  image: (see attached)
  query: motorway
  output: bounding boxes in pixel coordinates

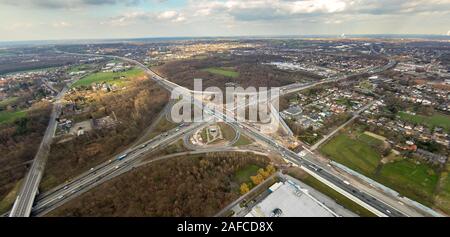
[72,53,410,216]
[231,121,404,217]
[30,142,266,216]
[190,69,428,216]
[8,51,422,217]
[8,52,183,217]
[279,59,396,96]
[29,122,205,216]
[9,83,72,217]
[183,88,411,217]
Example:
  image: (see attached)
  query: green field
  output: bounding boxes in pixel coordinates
[218,122,236,141]
[233,135,253,147]
[358,133,384,147]
[234,164,260,184]
[398,112,450,132]
[200,128,208,142]
[0,97,19,107]
[320,130,444,211]
[358,80,374,91]
[378,160,439,206]
[435,170,450,213]
[202,67,239,78]
[71,68,145,88]
[68,64,90,73]
[0,110,27,124]
[319,133,381,176]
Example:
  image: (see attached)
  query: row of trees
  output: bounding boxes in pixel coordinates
[239,164,276,195]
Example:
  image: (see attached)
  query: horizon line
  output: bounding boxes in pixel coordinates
[1,33,450,45]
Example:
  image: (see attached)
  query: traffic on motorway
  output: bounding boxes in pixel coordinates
[8,52,411,218]
[29,122,202,216]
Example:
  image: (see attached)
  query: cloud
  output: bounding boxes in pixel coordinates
[102,10,186,26]
[0,0,145,9]
[2,0,450,40]
[190,0,349,21]
[94,0,450,34]
[157,11,186,22]
[188,0,450,22]
[52,21,72,28]
[101,11,150,26]
[2,22,35,31]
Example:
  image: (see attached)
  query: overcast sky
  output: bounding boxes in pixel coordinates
[1,0,450,41]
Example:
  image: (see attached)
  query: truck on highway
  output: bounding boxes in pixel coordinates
[117,153,128,161]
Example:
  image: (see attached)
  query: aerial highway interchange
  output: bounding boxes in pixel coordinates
[7,50,439,218]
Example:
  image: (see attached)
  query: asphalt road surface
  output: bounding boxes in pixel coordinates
[30,122,204,216]
[10,84,71,217]
[11,51,416,218]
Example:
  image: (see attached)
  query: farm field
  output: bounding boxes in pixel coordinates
[71,68,145,88]
[319,133,382,176]
[435,168,450,214]
[398,112,450,132]
[378,160,439,207]
[320,129,448,214]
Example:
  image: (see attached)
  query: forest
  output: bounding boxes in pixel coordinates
[0,101,51,209]
[49,152,270,217]
[153,54,322,91]
[40,79,169,192]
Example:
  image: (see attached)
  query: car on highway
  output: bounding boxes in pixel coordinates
[308,164,319,171]
[139,144,147,149]
[117,153,128,161]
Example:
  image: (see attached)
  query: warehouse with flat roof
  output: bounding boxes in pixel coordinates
[246,181,337,217]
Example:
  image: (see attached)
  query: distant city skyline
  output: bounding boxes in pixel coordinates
[1,0,450,41]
